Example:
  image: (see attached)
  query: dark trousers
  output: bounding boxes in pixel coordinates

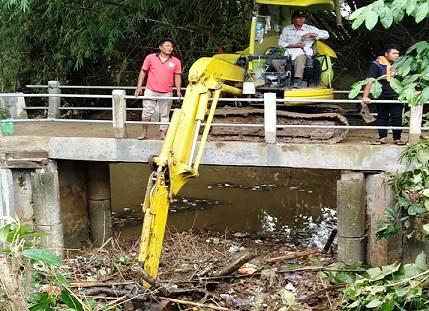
[375,100,404,140]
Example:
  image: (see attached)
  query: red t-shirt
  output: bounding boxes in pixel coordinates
[142,53,182,93]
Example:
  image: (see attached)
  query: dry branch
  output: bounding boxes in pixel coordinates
[213,252,257,277]
[267,249,319,264]
[160,297,229,311]
[70,280,135,288]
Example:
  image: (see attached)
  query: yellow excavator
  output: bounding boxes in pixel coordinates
[138,0,347,281]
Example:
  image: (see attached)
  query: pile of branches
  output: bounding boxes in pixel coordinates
[63,229,343,310]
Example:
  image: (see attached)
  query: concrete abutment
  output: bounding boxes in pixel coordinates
[336,171,403,265]
[1,157,113,253]
[365,173,403,266]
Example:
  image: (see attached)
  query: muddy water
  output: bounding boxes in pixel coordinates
[110,164,339,247]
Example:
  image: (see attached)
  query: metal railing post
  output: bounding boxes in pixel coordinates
[112,90,128,138]
[409,105,423,144]
[48,81,61,119]
[264,92,277,143]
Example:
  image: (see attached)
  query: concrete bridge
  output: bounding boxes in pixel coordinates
[1,83,428,266]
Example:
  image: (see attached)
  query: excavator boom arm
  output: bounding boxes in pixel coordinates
[138,58,245,282]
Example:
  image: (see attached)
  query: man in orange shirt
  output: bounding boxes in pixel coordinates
[135,38,182,140]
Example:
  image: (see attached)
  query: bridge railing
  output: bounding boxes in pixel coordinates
[0,82,427,143]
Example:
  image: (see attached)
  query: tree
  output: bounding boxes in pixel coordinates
[0,0,29,11]
[348,0,429,106]
[0,0,252,91]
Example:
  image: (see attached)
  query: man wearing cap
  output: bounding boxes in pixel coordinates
[273,10,329,88]
[134,38,182,140]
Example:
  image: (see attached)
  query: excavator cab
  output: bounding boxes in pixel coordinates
[248,0,337,99]
[215,0,337,99]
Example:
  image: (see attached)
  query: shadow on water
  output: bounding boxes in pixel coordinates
[110,164,339,248]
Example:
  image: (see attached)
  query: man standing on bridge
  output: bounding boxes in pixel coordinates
[134,38,182,140]
[362,43,405,145]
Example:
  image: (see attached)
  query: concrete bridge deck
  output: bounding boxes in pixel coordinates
[1,122,407,171]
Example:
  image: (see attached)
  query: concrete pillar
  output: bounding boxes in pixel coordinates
[112,90,128,138]
[86,162,112,246]
[264,92,277,144]
[337,171,366,264]
[409,105,423,144]
[58,161,90,248]
[12,170,33,226]
[48,80,61,119]
[366,173,403,266]
[31,161,64,256]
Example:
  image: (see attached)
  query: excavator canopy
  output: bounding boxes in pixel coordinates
[255,0,334,10]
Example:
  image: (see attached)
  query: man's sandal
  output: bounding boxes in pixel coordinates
[394,140,407,146]
[371,138,387,145]
[137,136,148,140]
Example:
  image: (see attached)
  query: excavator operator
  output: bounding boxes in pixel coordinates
[272,10,329,88]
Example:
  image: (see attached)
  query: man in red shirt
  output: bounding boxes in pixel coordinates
[134,38,182,140]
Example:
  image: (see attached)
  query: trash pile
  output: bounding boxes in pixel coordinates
[63,229,344,310]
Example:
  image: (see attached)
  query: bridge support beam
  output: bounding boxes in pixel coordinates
[86,162,112,246]
[366,173,403,266]
[31,160,64,257]
[337,171,366,264]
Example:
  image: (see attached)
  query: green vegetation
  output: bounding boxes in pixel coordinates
[0,218,86,310]
[349,1,429,106]
[0,0,252,91]
[376,138,429,241]
[349,0,429,30]
[349,41,429,106]
[1,0,427,92]
[341,253,429,310]
[0,107,10,119]
[348,0,429,241]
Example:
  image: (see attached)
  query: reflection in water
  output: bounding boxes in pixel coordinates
[110,164,339,247]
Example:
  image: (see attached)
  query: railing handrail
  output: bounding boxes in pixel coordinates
[1,92,421,105]
[25,84,363,94]
[1,88,425,143]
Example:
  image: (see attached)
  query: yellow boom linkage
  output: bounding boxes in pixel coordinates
[138,57,245,281]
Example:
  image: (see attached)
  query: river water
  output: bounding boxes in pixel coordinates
[110,164,339,248]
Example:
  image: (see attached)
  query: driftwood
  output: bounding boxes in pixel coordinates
[213,252,257,277]
[267,249,319,264]
[160,297,229,311]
